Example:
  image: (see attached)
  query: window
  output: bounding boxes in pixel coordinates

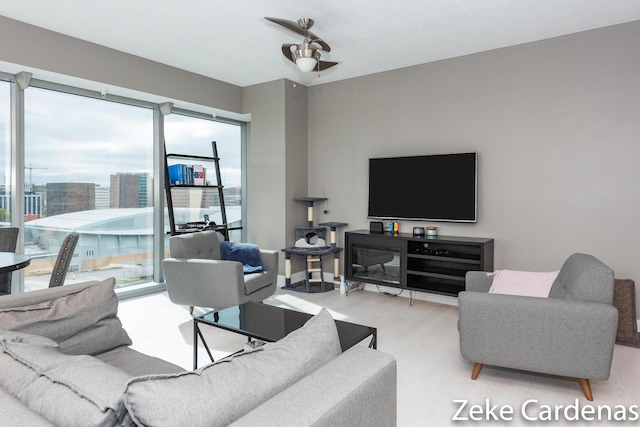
[23,87,154,291]
[1,71,246,295]
[0,81,10,225]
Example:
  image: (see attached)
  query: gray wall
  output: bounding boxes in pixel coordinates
[243,80,287,252]
[308,21,640,312]
[242,80,308,271]
[0,15,242,114]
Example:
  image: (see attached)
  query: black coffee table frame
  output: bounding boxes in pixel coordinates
[193,302,377,369]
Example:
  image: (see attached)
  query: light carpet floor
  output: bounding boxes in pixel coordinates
[118,280,640,426]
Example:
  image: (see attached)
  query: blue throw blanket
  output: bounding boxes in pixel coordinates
[220,241,264,274]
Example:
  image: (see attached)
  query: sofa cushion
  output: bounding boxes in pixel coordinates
[0,388,55,427]
[0,329,59,347]
[0,278,132,355]
[95,345,185,376]
[0,330,131,427]
[243,270,275,295]
[123,307,341,427]
[221,241,264,274]
[488,270,558,298]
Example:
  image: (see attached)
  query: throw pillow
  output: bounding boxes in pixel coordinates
[123,307,341,427]
[0,277,132,355]
[0,332,131,426]
[488,269,559,298]
[220,241,264,274]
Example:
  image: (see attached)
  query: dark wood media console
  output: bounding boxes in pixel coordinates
[345,230,494,297]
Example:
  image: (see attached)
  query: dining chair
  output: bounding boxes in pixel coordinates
[0,227,20,295]
[49,232,79,288]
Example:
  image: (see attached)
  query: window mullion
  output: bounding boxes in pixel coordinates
[9,74,27,292]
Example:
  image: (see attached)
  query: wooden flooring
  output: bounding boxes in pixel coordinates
[119,281,640,426]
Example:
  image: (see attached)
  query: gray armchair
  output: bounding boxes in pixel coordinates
[458,253,618,401]
[161,231,279,314]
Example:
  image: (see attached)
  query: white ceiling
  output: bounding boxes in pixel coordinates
[1,0,639,88]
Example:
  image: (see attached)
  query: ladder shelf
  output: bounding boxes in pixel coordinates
[164,140,241,240]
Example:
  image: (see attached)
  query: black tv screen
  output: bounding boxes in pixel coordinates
[368,152,477,222]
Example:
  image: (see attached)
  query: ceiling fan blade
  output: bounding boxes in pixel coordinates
[316,60,338,71]
[265,17,306,37]
[266,17,331,52]
[281,44,296,63]
[310,37,331,53]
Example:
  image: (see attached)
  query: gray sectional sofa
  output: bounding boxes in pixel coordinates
[0,279,397,426]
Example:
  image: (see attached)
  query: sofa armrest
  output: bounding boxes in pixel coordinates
[259,249,279,275]
[230,347,397,427]
[162,258,245,308]
[458,291,618,380]
[465,271,493,293]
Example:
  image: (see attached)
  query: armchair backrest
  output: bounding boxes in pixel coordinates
[0,227,19,295]
[548,253,614,304]
[169,230,221,260]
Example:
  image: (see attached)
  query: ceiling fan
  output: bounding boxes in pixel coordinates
[265,17,338,73]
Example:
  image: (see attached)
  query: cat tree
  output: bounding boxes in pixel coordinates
[281,197,346,293]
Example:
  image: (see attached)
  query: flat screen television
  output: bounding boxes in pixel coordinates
[368,152,477,222]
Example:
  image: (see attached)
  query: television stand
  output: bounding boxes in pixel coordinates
[345,230,493,298]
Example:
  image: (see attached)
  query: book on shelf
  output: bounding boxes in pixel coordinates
[168,164,189,185]
[192,165,206,185]
[168,164,206,186]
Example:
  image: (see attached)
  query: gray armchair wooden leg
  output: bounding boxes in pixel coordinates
[471,363,483,380]
[578,378,593,401]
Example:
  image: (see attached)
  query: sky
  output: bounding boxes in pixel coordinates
[2,82,242,189]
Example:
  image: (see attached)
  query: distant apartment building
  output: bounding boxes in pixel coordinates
[94,186,110,209]
[110,173,152,208]
[137,173,153,207]
[46,183,95,216]
[110,173,138,208]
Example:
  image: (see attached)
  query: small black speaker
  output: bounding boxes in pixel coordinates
[370,221,383,234]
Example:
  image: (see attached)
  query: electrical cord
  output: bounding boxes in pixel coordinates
[376,284,403,297]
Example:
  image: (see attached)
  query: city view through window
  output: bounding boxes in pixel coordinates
[1,82,243,293]
[1,82,9,223]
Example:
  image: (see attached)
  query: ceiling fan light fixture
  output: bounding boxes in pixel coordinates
[295,56,318,72]
[268,17,337,74]
[293,41,321,72]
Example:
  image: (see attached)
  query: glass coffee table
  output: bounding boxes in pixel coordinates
[193,302,377,369]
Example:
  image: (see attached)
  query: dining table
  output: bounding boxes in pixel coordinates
[0,252,31,273]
